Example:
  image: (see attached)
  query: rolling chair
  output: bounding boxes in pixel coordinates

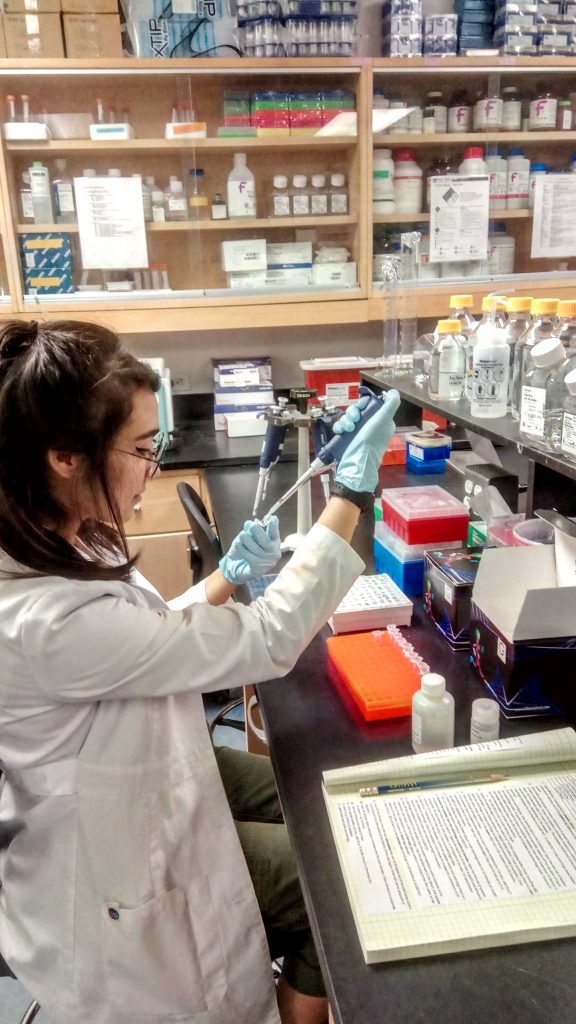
[176,482,246,731]
[0,788,41,1024]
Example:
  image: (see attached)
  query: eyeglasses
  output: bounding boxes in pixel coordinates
[114,432,168,478]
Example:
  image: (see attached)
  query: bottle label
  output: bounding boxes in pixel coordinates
[412,710,422,747]
[448,105,471,132]
[168,196,187,212]
[227,179,256,217]
[562,109,572,130]
[438,368,465,397]
[292,194,310,216]
[502,100,522,129]
[507,169,529,201]
[273,195,290,216]
[311,194,328,215]
[529,97,557,128]
[432,105,447,132]
[561,410,576,456]
[211,204,227,219]
[21,191,34,219]
[489,170,506,202]
[330,192,348,214]
[152,206,166,222]
[189,196,208,208]
[55,182,75,214]
[520,385,546,435]
[472,353,509,407]
[475,97,503,128]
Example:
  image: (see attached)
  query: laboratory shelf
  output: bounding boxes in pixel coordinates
[362,370,576,487]
[374,210,531,224]
[373,131,576,147]
[6,137,356,153]
[16,214,356,233]
[373,55,576,72]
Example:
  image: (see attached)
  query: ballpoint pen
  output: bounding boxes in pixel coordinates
[359,772,508,797]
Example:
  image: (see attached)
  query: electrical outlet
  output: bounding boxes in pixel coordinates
[172,371,190,394]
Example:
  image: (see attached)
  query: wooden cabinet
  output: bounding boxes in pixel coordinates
[0,56,575,333]
[126,468,208,600]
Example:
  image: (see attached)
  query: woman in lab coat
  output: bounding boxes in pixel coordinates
[0,319,399,1024]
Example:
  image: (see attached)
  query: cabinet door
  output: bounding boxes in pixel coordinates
[125,469,208,538]
[127,530,192,602]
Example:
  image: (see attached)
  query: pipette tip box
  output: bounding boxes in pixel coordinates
[328,574,412,634]
[326,629,423,721]
[379,485,469,545]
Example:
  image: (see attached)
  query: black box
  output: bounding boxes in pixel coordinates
[423,548,483,649]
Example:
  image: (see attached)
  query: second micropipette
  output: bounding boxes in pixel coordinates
[260,386,385,525]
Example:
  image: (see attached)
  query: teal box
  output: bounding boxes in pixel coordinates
[24,267,74,295]
[20,232,72,271]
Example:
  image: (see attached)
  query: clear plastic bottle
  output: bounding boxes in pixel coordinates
[52,158,76,224]
[310,174,328,216]
[424,89,447,133]
[164,179,187,222]
[448,293,477,337]
[557,299,576,357]
[132,173,152,223]
[291,174,310,216]
[393,150,422,214]
[412,673,455,754]
[151,189,166,223]
[511,298,559,419]
[29,160,54,223]
[506,148,530,209]
[504,296,533,408]
[465,296,508,401]
[520,336,566,445]
[471,300,510,419]
[429,318,466,401]
[470,698,500,743]
[329,173,348,214]
[227,152,256,218]
[187,168,209,220]
[19,171,34,222]
[269,175,290,217]
[561,367,576,460]
[373,149,395,214]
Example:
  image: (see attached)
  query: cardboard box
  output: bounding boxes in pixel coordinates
[214,402,271,431]
[266,241,312,268]
[20,233,72,270]
[225,412,267,438]
[0,18,7,56]
[3,0,60,11]
[61,0,117,11]
[423,548,483,649]
[221,239,267,273]
[213,357,271,389]
[24,267,74,294]
[63,12,122,56]
[311,262,358,287]
[3,12,64,56]
[470,545,576,718]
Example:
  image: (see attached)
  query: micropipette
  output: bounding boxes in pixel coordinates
[260,386,383,525]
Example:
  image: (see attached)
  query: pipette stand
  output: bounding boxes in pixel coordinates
[281,420,313,553]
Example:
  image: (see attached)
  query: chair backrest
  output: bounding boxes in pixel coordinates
[176,482,223,585]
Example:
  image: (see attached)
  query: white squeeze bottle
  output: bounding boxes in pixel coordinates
[465,295,507,401]
[373,148,395,214]
[412,673,455,754]
[471,294,510,418]
[505,148,530,209]
[227,152,256,218]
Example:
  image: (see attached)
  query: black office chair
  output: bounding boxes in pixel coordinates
[0,785,41,1024]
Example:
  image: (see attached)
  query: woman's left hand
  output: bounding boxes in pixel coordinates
[219,516,281,584]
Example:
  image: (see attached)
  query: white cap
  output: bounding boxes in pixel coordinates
[331,173,345,186]
[108,168,122,177]
[421,673,446,697]
[83,168,96,177]
[565,367,576,396]
[312,174,326,187]
[379,148,392,157]
[273,175,288,189]
[234,152,247,162]
[145,176,155,186]
[531,336,566,368]
[151,190,164,201]
[293,174,307,188]
[471,698,500,728]
[171,179,184,192]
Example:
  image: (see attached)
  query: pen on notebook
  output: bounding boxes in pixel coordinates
[359,773,508,797]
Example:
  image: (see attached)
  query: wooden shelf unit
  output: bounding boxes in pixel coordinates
[0,57,575,330]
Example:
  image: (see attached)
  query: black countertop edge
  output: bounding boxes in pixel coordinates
[163,414,299,471]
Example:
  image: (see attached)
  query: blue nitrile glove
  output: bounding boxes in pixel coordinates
[219,516,281,584]
[334,389,401,493]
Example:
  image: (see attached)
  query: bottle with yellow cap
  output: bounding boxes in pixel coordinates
[448,294,478,338]
[504,297,533,408]
[511,297,559,420]
[471,295,510,419]
[429,319,466,401]
[465,294,508,401]
[557,299,576,358]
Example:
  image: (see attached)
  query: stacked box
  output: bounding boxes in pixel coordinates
[424,12,458,52]
[239,16,283,56]
[423,548,483,649]
[289,92,323,135]
[382,0,423,55]
[285,13,357,55]
[321,89,355,127]
[456,0,495,50]
[212,356,273,432]
[250,91,290,136]
[494,0,539,49]
[223,90,251,128]
[20,233,73,295]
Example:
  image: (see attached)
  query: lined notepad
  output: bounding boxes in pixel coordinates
[322,728,576,963]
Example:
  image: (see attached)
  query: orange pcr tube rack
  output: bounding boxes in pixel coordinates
[326,625,430,722]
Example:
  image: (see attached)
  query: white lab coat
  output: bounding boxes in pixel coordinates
[0,523,363,1024]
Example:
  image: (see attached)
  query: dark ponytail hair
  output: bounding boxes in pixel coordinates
[0,319,159,581]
